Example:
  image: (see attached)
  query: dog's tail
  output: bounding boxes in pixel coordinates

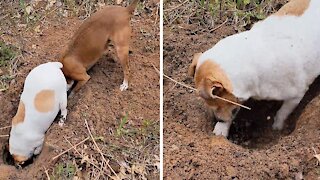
[127,0,140,14]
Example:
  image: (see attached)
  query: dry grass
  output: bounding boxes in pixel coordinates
[164,0,287,31]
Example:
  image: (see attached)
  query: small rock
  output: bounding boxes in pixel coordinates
[295,172,303,180]
[279,164,289,177]
[171,144,179,151]
[225,166,237,177]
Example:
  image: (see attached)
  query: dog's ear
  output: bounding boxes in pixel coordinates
[188,53,202,77]
[211,82,224,96]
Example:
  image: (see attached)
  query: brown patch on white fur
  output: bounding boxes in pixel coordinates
[274,0,310,17]
[188,53,202,77]
[195,60,233,92]
[12,101,25,126]
[34,90,55,113]
[193,60,240,122]
[12,154,28,164]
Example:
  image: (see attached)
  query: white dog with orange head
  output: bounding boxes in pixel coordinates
[189,0,320,137]
[6,62,68,167]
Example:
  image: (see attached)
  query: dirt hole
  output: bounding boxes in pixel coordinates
[216,76,320,149]
[2,142,35,168]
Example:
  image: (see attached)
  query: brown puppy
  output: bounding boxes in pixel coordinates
[60,0,140,94]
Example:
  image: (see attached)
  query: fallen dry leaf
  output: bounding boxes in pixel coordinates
[131,164,147,180]
[111,166,130,180]
[34,25,41,33]
[314,154,320,163]
[46,0,56,10]
[116,0,123,5]
[25,6,33,15]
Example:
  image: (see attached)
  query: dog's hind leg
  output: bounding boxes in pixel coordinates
[272,96,303,130]
[34,144,43,155]
[113,27,131,91]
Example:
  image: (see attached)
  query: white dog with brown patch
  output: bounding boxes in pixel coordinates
[189,0,320,137]
[7,62,67,166]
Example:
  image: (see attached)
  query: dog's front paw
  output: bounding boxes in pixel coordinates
[58,117,66,127]
[272,116,285,130]
[120,82,128,91]
[213,122,230,137]
[272,120,284,130]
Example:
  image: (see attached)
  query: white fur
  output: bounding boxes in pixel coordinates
[9,62,68,159]
[197,0,320,137]
[120,79,128,91]
[213,121,232,137]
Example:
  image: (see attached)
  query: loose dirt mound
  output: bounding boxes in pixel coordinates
[164,1,320,179]
[0,1,159,179]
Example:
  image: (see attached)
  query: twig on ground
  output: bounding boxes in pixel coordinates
[151,63,196,91]
[44,166,50,180]
[152,64,251,110]
[84,119,119,179]
[312,147,320,164]
[64,137,104,171]
[51,137,89,160]
[209,18,228,33]
[164,0,189,12]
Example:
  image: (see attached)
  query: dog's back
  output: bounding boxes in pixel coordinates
[198,0,320,100]
[60,0,140,93]
[9,62,67,160]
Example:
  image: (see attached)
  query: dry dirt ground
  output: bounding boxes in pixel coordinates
[0,0,159,179]
[164,0,320,179]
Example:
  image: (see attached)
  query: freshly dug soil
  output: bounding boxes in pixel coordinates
[164,4,320,179]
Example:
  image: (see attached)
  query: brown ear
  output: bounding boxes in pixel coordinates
[188,53,202,77]
[211,82,224,96]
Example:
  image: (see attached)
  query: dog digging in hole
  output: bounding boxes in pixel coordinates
[4,62,67,168]
[60,0,141,96]
[189,0,320,137]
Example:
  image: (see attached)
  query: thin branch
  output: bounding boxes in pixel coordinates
[84,119,119,179]
[44,166,50,180]
[209,18,228,33]
[312,147,320,164]
[52,137,89,160]
[164,0,189,12]
[64,136,110,177]
[152,64,251,110]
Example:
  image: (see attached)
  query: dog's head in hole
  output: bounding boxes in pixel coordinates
[3,141,34,169]
[188,53,242,123]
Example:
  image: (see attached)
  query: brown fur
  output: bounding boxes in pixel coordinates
[12,101,25,126]
[195,60,233,92]
[60,0,139,93]
[12,154,28,164]
[34,90,55,113]
[188,53,202,77]
[274,0,310,17]
[190,59,239,122]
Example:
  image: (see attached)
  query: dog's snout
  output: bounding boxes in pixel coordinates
[215,117,224,123]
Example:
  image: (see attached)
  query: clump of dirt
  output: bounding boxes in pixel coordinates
[0,0,159,179]
[164,0,320,179]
